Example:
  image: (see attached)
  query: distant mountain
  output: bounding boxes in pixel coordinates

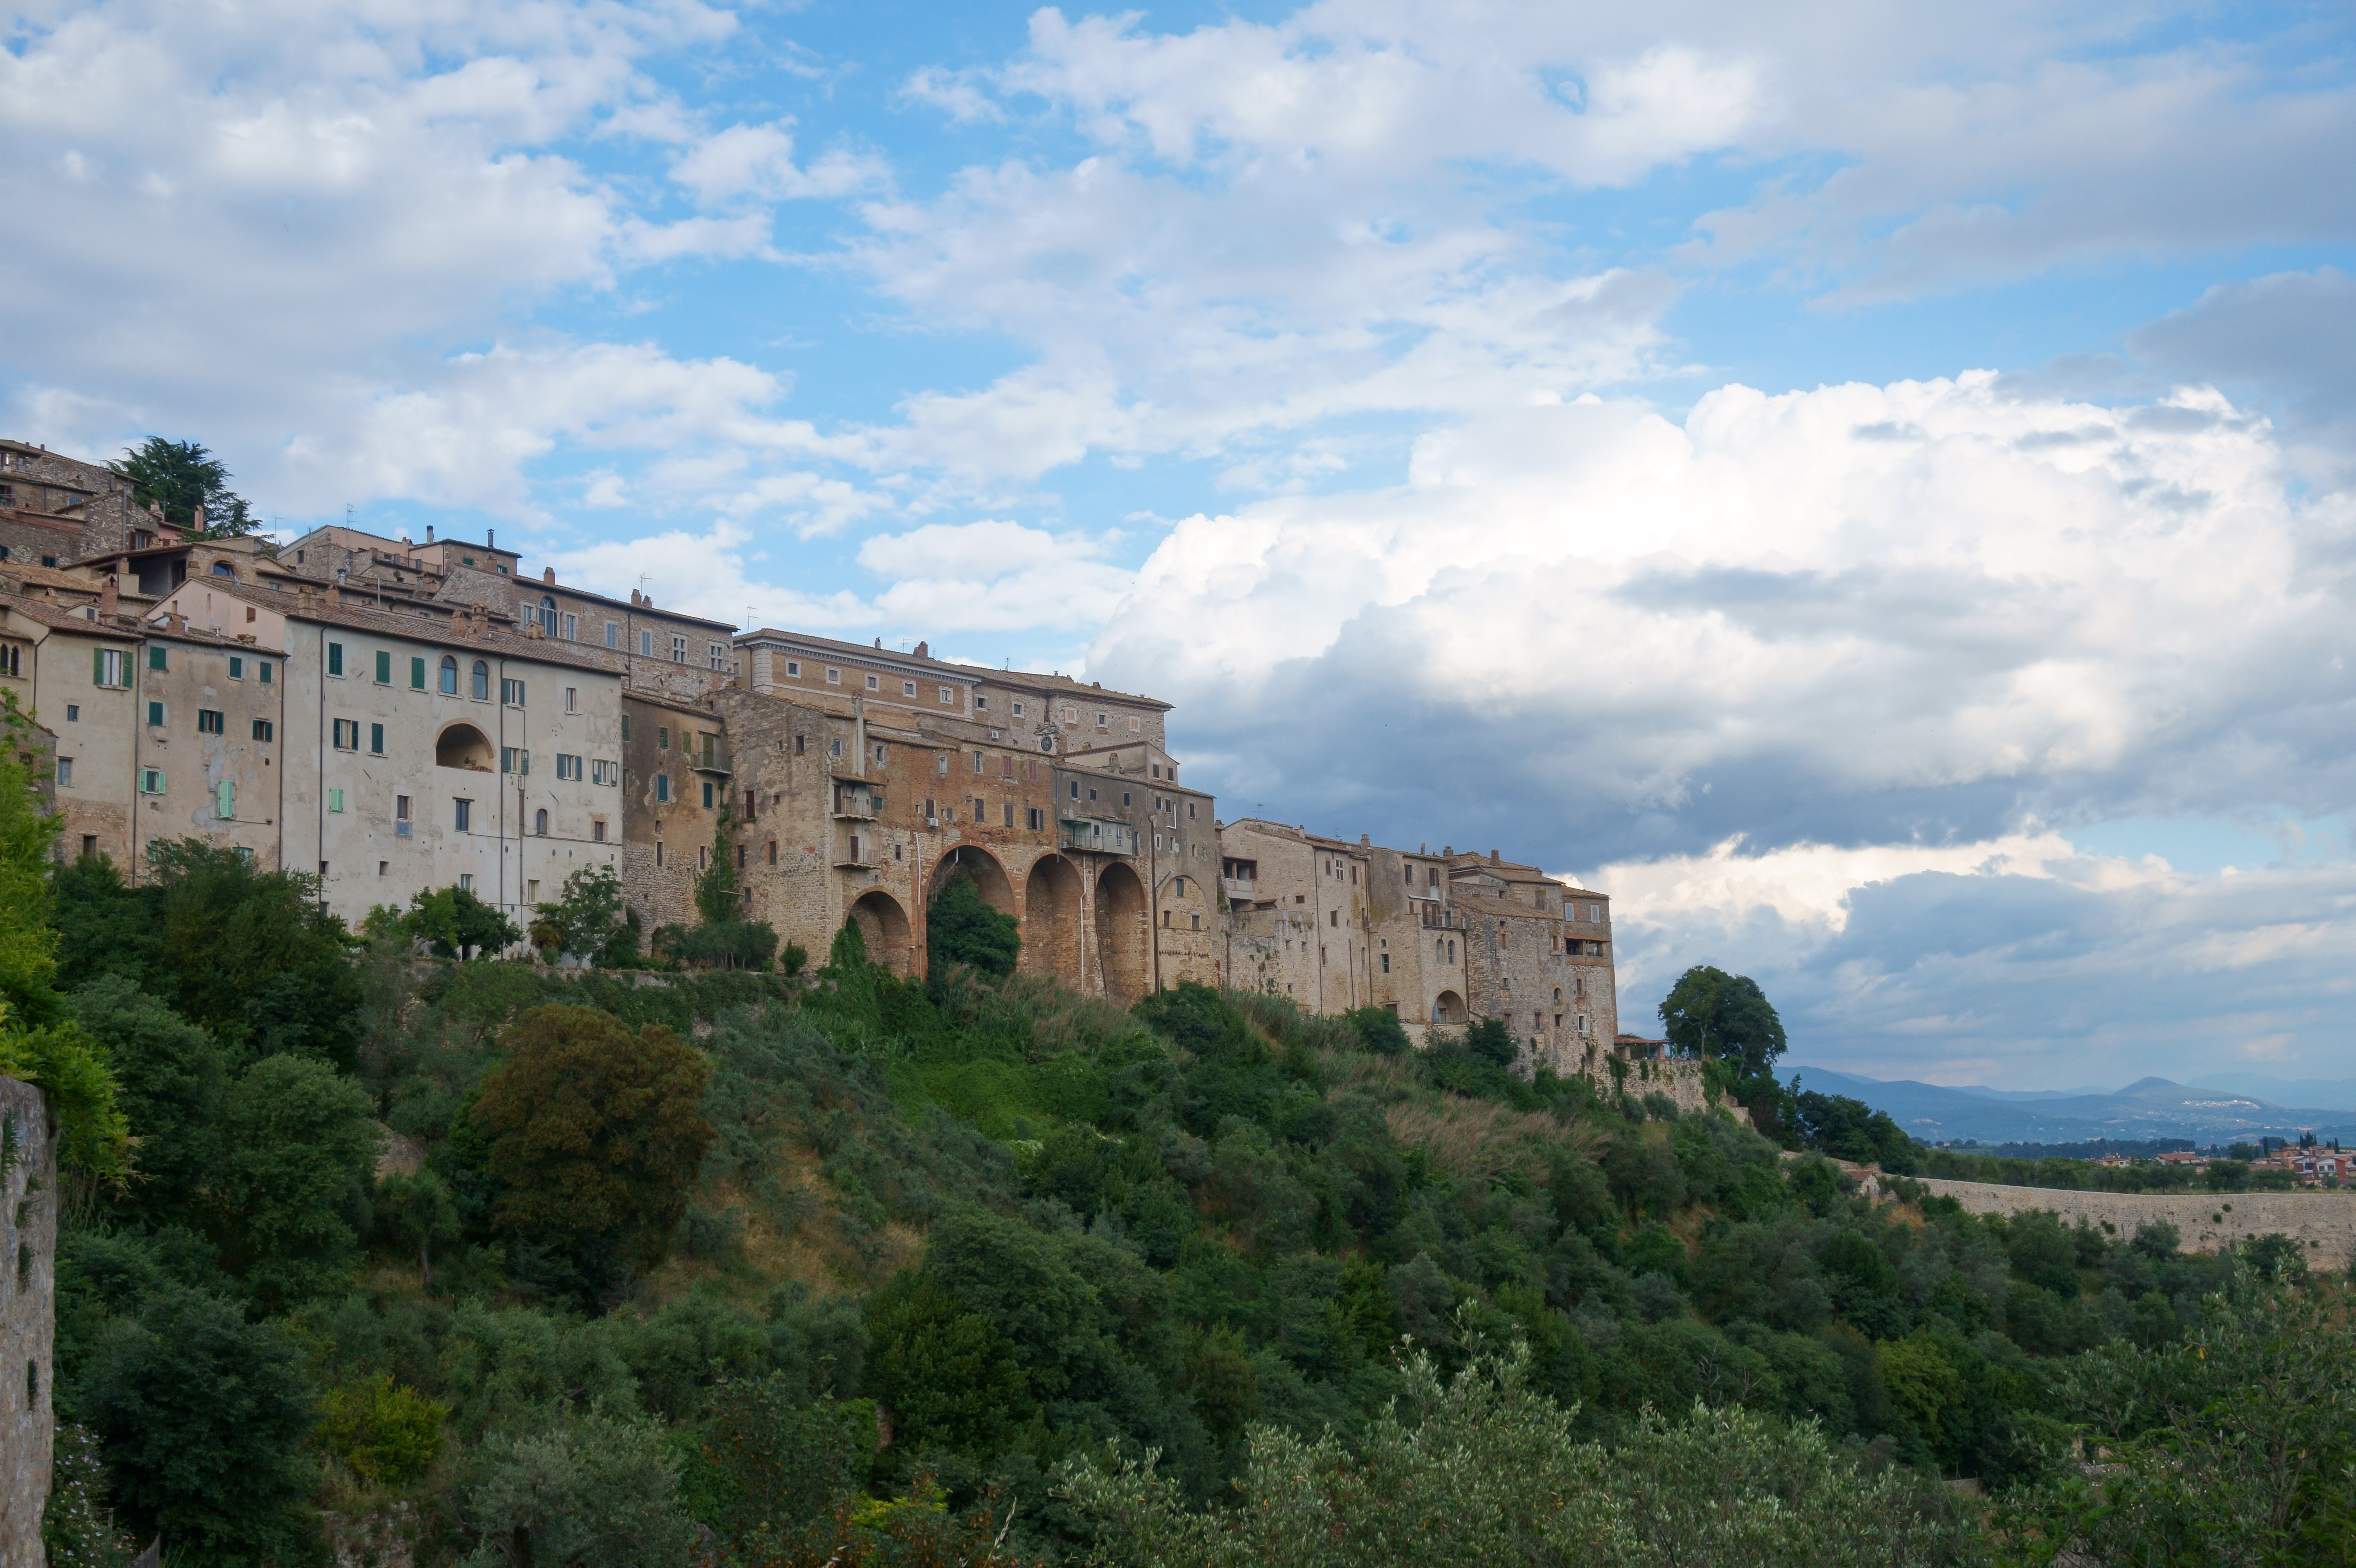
[1790,1066,2356,1146]
[2188,1073,2356,1111]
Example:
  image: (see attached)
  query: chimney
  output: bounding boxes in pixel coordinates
[1490,849,1500,863]
[427,525,435,542]
[487,529,494,550]
[100,574,118,615]
[542,567,555,585]
[913,640,928,659]
[1360,833,1369,846]
[192,503,205,531]
[1444,845,1453,857]
[873,637,882,649]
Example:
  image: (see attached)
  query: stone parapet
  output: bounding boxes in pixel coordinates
[1875,1174,2356,1269]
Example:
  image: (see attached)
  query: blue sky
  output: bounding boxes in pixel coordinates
[6,0,2356,1088]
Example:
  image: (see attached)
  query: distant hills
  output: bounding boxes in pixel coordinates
[1792,1066,2356,1147]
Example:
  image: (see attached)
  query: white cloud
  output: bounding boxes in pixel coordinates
[858,519,1137,633]
[668,120,886,206]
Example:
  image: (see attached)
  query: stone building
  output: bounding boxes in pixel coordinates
[0,438,167,572]
[0,1077,56,1568]
[143,578,629,926]
[0,574,146,867]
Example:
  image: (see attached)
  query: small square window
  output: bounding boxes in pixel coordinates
[65,704,79,722]
[229,656,244,680]
[902,680,916,696]
[253,719,275,742]
[148,645,168,671]
[146,701,165,727]
[866,674,880,691]
[826,667,840,685]
[1011,701,1025,717]
[785,660,801,677]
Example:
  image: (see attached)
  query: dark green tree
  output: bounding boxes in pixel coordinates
[530,863,627,963]
[1661,965,1789,1136]
[375,1168,460,1289]
[1346,1005,1412,1056]
[69,976,228,1228]
[80,1287,317,1566]
[109,437,254,536]
[694,800,741,924]
[48,853,160,994]
[469,1005,714,1270]
[143,838,362,1065]
[402,881,521,961]
[927,870,1020,978]
[214,1053,380,1312]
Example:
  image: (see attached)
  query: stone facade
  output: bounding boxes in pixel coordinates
[0,582,145,868]
[0,1078,56,1568]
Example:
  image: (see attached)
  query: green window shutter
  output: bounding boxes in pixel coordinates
[376,651,391,683]
[410,656,424,689]
[93,647,104,686]
[217,781,234,818]
[260,661,272,685]
[149,645,166,671]
[327,642,343,677]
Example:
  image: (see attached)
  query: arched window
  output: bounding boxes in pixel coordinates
[210,560,235,578]
[439,655,458,694]
[534,807,548,836]
[470,660,490,700]
[540,594,557,635]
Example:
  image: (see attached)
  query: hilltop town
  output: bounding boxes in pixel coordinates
[1,437,1627,1074]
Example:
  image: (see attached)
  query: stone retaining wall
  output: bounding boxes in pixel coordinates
[1887,1174,2356,1270]
[1,1077,56,1568]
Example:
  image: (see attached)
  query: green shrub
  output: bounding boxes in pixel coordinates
[319,1373,449,1485]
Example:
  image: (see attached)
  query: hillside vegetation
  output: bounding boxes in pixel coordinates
[7,828,2352,1562]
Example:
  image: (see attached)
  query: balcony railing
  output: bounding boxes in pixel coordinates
[1221,876,1257,901]
[1418,905,1464,929]
[1059,817,1137,856]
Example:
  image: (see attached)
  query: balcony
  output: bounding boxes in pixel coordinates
[1418,904,1464,930]
[833,828,879,869]
[689,743,732,778]
[1059,816,1137,856]
[1220,876,1257,902]
[830,782,877,820]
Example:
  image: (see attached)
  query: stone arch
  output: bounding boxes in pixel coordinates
[849,889,914,977]
[436,722,493,771]
[933,844,1016,916]
[1434,989,1466,1027]
[1021,854,1084,988]
[1094,860,1151,1006]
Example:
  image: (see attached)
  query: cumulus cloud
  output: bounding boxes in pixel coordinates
[668,121,886,206]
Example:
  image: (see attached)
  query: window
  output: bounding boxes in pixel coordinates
[767,840,777,863]
[1004,803,1015,826]
[936,755,949,776]
[786,660,801,677]
[535,808,549,835]
[564,686,577,713]
[54,756,71,787]
[255,719,276,743]
[500,747,530,775]
[826,666,840,684]
[501,677,525,706]
[640,629,654,658]
[200,709,228,735]
[471,661,489,700]
[701,780,714,809]
[257,661,272,685]
[621,715,631,741]
[454,799,472,831]
[940,686,954,704]
[374,650,392,683]
[670,635,687,664]
[139,768,165,794]
[1174,876,1185,896]
[148,645,168,671]
[216,781,234,819]
[1063,706,1076,722]
[368,722,383,754]
[865,673,880,691]
[591,759,617,786]
[92,648,129,687]
[62,703,75,722]
[396,794,410,821]
[1011,701,1025,717]
[710,643,728,670]
[1130,716,1141,732]
[1070,782,1079,799]
[830,739,842,757]
[657,726,668,750]
[146,701,165,727]
[1096,711,1107,726]
[564,613,576,641]
[656,773,671,803]
[592,818,606,842]
[331,718,357,748]
[735,844,746,869]
[874,744,888,764]
[458,872,473,891]
[902,680,917,696]
[605,621,619,649]
[327,642,344,677]
[225,655,243,681]
[328,787,344,813]
[439,655,458,693]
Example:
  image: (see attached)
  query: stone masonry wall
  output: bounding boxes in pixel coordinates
[1886,1175,2356,1271]
[0,1078,57,1568]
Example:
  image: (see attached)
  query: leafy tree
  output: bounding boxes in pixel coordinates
[80,1287,317,1566]
[377,1167,460,1288]
[405,881,522,961]
[460,1407,697,1568]
[69,976,228,1227]
[469,1005,714,1270]
[701,1378,880,1542]
[531,864,631,965]
[317,1374,448,1485]
[1659,966,1788,1076]
[0,694,128,1179]
[214,1053,380,1311]
[143,838,363,1065]
[1345,1005,1411,1056]
[1792,1089,1919,1174]
[1463,1015,1519,1069]
[864,1269,1036,1454]
[48,853,159,993]
[927,871,1020,979]
[108,437,254,536]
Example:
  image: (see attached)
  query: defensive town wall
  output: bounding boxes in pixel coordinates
[1,1077,57,1568]
[1879,1173,2356,1271]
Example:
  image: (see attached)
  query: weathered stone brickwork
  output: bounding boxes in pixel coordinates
[1889,1176,2356,1270]
[0,1078,57,1568]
